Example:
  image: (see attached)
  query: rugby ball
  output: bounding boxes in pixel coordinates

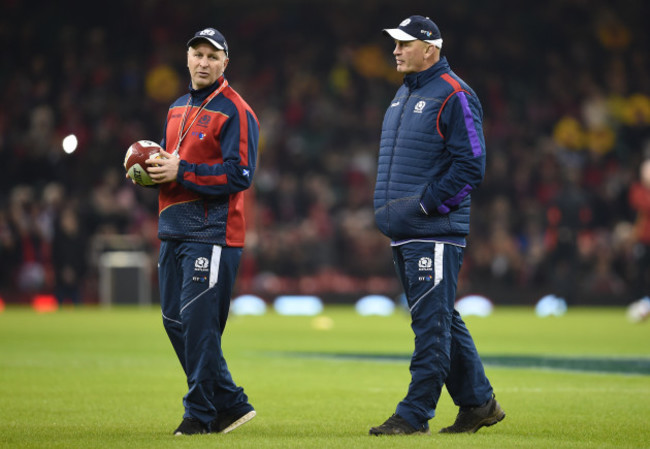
[124,140,162,186]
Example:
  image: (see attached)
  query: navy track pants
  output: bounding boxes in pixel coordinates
[159,240,250,425]
[392,241,493,430]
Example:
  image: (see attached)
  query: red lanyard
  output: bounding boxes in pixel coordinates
[173,79,229,155]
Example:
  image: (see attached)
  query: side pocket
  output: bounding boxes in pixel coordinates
[386,195,423,235]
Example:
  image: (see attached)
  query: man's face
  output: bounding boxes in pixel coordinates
[392,39,431,73]
[187,41,228,90]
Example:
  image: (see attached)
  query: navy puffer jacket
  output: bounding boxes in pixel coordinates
[373,57,486,245]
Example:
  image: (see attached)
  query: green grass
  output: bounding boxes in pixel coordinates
[1,305,649,448]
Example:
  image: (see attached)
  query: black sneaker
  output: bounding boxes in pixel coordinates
[173,417,208,436]
[439,395,505,434]
[210,408,256,434]
[369,414,430,436]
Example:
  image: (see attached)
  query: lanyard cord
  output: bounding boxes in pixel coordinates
[173,79,229,155]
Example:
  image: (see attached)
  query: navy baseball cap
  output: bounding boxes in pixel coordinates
[187,28,229,56]
[383,15,443,48]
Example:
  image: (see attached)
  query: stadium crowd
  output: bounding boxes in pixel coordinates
[1,0,649,305]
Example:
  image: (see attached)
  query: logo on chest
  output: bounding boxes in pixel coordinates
[197,114,211,127]
[413,101,426,114]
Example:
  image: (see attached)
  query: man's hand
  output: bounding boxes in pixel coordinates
[146,149,180,184]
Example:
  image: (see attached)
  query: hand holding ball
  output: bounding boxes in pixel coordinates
[124,140,163,186]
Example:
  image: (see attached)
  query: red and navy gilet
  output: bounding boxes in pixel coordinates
[158,76,259,247]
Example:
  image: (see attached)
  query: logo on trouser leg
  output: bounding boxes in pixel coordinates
[192,257,210,283]
[418,257,432,270]
[195,257,209,270]
[418,257,433,281]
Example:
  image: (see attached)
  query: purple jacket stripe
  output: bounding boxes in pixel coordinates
[456,91,483,157]
[437,183,473,214]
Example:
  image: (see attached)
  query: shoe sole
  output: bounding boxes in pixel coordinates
[220,410,256,434]
[174,429,207,436]
[369,429,431,436]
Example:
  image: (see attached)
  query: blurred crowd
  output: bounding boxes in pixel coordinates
[1,0,649,306]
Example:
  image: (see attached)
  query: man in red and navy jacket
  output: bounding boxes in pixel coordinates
[143,27,258,436]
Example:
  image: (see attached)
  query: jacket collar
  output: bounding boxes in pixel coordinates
[403,56,449,90]
[189,75,226,101]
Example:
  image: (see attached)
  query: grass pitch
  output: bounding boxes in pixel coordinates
[0,305,649,449]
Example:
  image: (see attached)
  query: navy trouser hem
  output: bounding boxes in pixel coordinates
[395,404,431,431]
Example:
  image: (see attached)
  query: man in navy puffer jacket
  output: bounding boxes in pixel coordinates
[370,15,505,436]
